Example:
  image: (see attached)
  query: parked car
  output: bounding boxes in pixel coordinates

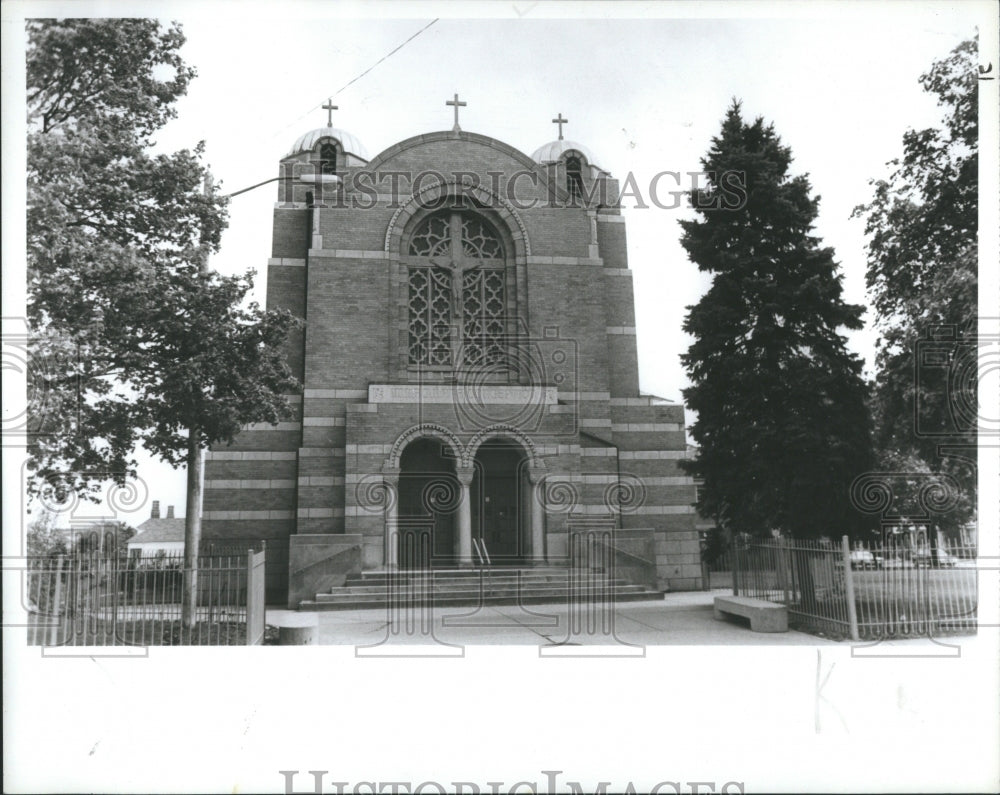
[913,548,957,568]
[882,553,912,568]
[850,549,878,570]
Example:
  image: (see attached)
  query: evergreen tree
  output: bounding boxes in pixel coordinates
[680,102,874,540]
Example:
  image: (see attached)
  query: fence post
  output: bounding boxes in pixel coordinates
[49,555,65,647]
[700,537,710,592]
[732,541,739,596]
[246,548,267,646]
[841,535,860,641]
[778,537,790,605]
[246,549,254,646]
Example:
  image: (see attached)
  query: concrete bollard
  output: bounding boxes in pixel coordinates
[278,624,318,645]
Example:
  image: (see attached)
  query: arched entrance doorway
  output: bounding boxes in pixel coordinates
[471,439,530,564]
[397,438,459,568]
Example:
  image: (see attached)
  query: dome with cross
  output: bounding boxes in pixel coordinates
[286,126,369,161]
[530,138,601,168]
[531,113,602,169]
[285,98,368,161]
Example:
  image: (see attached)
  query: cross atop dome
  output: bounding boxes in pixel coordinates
[322,98,339,127]
[552,113,568,140]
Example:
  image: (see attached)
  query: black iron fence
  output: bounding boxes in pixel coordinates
[202,537,288,606]
[734,536,978,640]
[702,546,736,589]
[25,548,266,646]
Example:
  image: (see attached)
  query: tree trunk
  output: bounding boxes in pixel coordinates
[181,431,204,631]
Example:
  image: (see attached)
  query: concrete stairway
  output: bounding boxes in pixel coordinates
[298,566,664,611]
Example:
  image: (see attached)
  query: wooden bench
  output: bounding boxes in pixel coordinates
[713,596,788,633]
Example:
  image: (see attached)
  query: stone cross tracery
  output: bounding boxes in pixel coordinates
[437,214,486,305]
[407,211,506,368]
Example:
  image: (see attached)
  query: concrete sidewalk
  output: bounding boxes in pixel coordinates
[267,589,841,647]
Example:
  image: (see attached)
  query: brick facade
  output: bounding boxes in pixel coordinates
[203,125,702,605]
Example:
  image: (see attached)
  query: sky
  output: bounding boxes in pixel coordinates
[3,2,994,527]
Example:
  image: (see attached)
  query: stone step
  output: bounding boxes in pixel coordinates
[299,588,665,612]
[349,567,572,581]
[346,575,589,588]
[305,565,664,612]
[309,584,655,601]
[313,587,651,604]
[321,580,650,596]
[347,573,574,583]
[321,583,644,600]
[346,569,604,586]
[330,579,636,595]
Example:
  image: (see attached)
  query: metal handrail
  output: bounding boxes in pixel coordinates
[471,537,493,567]
[592,537,653,570]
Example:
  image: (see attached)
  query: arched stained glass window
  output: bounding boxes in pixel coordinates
[405,210,507,368]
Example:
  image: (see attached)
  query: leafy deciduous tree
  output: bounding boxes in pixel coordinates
[26,19,300,629]
[853,35,978,538]
[26,508,67,558]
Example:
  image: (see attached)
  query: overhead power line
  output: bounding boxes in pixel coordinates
[227,19,440,199]
[332,18,439,98]
[281,18,440,136]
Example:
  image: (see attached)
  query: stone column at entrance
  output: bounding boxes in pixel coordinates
[528,467,546,565]
[382,469,400,570]
[455,465,475,567]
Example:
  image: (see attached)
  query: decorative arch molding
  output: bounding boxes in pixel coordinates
[367,130,541,176]
[384,422,548,473]
[384,423,464,470]
[464,424,546,471]
[383,177,531,258]
[380,421,551,568]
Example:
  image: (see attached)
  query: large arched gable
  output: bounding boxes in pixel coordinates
[367,130,536,173]
[366,131,571,207]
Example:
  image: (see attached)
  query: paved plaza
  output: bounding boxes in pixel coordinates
[268,590,839,647]
[267,589,989,652]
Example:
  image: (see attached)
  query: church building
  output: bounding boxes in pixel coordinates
[201,100,702,607]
